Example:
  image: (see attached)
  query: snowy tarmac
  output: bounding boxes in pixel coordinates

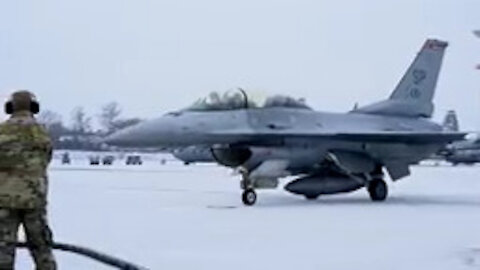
[15,160,480,270]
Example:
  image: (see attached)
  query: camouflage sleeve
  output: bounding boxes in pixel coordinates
[43,127,53,164]
[0,124,20,168]
[0,124,12,145]
[31,124,53,165]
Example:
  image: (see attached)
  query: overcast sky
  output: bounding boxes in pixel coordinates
[0,0,479,129]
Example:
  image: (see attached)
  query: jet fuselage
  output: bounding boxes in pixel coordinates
[107,107,444,174]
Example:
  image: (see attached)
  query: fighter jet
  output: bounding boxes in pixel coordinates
[438,110,480,165]
[444,142,480,165]
[106,39,465,205]
[442,110,459,132]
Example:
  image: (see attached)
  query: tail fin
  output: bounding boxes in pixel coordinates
[442,110,459,131]
[355,39,448,118]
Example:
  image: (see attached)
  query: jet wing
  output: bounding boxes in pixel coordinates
[209,130,466,145]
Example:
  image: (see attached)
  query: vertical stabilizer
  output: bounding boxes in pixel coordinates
[442,110,459,132]
[355,39,448,118]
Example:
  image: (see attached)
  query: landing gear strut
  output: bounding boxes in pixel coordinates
[368,178,388,201]
[240,168,257,206]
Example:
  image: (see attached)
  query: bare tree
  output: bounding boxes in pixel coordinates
[37,110,66,142]
[71,107,92,134]
[113,118,143,131]
[37,110,63,128]
[99,102,122,134]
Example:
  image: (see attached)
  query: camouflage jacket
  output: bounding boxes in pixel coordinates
[0,112,52,209]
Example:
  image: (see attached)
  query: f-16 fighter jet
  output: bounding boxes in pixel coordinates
[438,110,480,165]
[106,39,465,205]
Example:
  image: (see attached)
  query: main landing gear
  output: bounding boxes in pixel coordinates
[367,178,388,201]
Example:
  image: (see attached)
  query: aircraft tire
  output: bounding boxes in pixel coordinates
[368,179,388,201]
[242,189,257,206]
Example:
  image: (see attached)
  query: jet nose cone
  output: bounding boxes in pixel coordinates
[102,115,189,148]
[103,112,206,148]
[103,128,138,147]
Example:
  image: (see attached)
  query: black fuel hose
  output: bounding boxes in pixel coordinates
[15,242,149,270]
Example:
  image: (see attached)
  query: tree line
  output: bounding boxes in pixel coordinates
[37,102,142,150]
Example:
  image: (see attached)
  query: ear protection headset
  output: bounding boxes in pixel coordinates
[4,93,40,115]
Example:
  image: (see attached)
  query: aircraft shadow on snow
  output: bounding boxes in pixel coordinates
[256,194,480,208]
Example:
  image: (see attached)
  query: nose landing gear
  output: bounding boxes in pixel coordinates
[240,168,257,206]
[242,189,257,206]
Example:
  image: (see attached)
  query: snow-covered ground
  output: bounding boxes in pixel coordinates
[15,157,480,270]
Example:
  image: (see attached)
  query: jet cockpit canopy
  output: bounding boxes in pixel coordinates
[186,88,311,111]
[186,89,249,111]
[263,95,311,109]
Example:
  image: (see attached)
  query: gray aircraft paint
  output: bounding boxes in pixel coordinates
[105,39,465,204]
[171,146,215,164]
[355,40,447,118]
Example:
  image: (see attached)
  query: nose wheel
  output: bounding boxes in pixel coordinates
[242,189,257,206]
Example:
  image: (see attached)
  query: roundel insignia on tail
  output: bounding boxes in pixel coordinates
[412,69,427,85]
[409,88,421,99]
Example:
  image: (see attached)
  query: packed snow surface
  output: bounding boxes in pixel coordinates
[15,157,480,270]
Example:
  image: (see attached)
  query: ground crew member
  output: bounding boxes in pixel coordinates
[0,91,56,269]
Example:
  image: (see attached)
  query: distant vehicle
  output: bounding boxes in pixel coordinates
[106,39,465,206]
[61,152,71,165]
[126,155,143,165]
[102,155,115,165]
[89,155,101,165]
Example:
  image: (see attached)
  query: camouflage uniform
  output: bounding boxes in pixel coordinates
[0,91,56,270]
